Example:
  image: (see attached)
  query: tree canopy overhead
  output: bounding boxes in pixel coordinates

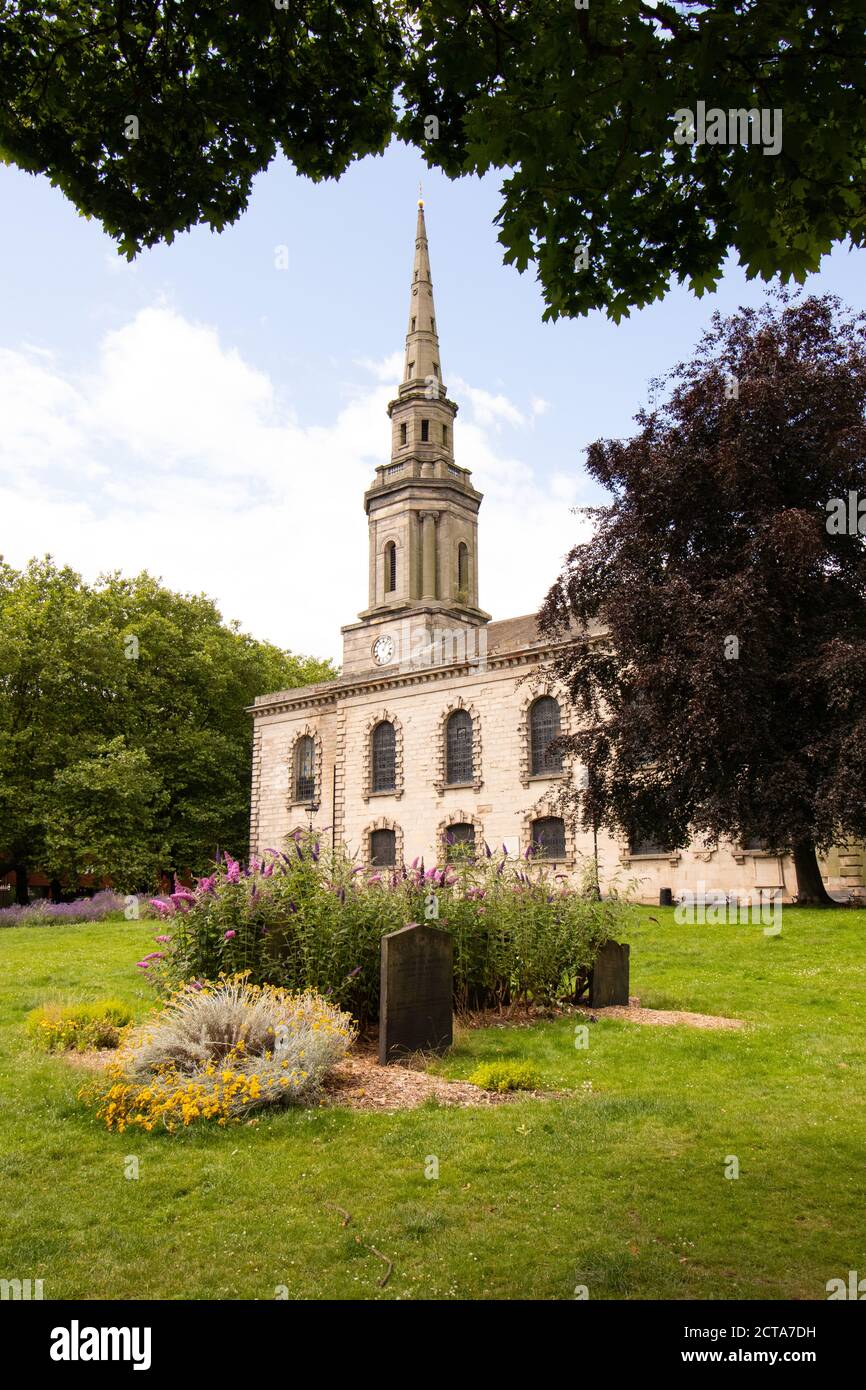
[1,2,864,319]
[538,291,866,903]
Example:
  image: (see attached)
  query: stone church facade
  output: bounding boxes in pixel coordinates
[249,203,864,904]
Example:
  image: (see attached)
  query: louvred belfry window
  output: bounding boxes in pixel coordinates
[385,542,397,593]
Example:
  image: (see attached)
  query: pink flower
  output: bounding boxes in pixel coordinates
[149,898,173,916]
[154,934,171,943]
[196,875,216,894]
[368,874,382,884]
[224,930,236,940]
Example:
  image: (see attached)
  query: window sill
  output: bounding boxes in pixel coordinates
[368,788,399,798]
[527,772,565,782]
[623,852,680,863]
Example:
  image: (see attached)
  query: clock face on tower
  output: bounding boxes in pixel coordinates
[372,635,395,667]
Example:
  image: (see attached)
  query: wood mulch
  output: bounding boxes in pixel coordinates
[320,1053,526,1111]
[575,1001,746,1031]
[59,998,745,1113]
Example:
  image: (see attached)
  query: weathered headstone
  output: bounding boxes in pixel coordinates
[588,939,630,1008]
[379,923,453,1064]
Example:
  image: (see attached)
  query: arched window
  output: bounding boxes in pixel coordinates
[444,822,475,862]
[457,542,469,595]
[371,721,396,793]
[531,817,566,860]
[370,828,396,867]
[293,735,315,802]
[446,709,474,785]
[384,541,397,593]
[628,825,667,856]
[530,696,562,775]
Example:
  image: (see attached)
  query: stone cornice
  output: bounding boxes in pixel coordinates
[247,636,581,719]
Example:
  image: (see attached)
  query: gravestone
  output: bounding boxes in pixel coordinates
[588,940,630,1008]
[379,923,453,1064]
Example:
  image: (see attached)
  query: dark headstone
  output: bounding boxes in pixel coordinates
[589,939,630,1008]
[379,923,453,1064]
[659,887,673,907]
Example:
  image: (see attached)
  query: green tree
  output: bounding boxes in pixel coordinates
[43,737,168,893]
[539,292,866,905]
[0,558,334,901]
[1,3,863,319]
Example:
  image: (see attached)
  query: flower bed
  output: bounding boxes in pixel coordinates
[0,889,136,928]
[141,835,632,1022]
[87,974,355,1132]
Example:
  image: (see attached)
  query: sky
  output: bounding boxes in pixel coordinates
[2,138,865,664]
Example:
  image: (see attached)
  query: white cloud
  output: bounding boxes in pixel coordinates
[451,377,527,430]
[0,307,590,662]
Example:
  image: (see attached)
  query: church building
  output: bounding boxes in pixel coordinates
[248,202,864,904]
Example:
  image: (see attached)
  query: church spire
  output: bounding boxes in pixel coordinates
[402,196,443,391]
[357,195,490,629]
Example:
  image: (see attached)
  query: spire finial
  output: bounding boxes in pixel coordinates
[418,179,424,208]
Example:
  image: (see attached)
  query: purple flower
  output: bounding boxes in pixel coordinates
[411,857,420,869]
[196,875,216,895]
[368,873,382,884]
[154,934,171,943]
[149,898,173,916]
[224,855,241,884]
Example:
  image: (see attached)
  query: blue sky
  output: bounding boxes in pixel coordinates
[2,137,864,662]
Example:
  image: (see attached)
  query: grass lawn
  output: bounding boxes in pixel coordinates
[1,906,864,1300]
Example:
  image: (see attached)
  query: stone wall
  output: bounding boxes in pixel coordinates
[249,652,865,902]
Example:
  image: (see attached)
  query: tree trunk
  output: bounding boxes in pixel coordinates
[792,840,837,906]
[14,863,29,906]
[50,877,63,903]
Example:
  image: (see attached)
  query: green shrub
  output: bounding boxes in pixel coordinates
[142,837,634,1023]
[27,999,133,1052]
[468,1060,542,1092]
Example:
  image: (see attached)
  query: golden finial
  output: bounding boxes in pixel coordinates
[418,179,424,208]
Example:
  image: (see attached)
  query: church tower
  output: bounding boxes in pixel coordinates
[341,198,491,676]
